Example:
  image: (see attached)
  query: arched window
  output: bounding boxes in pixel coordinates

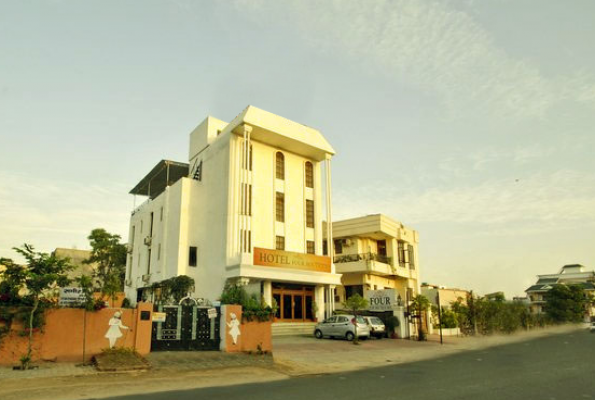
[305,162,314,188]
[276,152,285,180]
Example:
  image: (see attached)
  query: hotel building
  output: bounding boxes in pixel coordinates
[124,106,341,324]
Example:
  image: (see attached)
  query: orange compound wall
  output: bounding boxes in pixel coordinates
[220,305,272,353]
[0,302,153,365]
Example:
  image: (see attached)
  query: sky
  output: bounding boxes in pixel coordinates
[1,0,594,297]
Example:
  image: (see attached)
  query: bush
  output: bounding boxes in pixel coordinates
[219,284,276,322]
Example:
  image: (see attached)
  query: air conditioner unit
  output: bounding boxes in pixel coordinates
[143,236,152,246]
[142,274,151,282]
[125,279,132,287]
[344,238,353,246]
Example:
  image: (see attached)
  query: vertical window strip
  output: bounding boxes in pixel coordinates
[305,162,314,188]
[276,192,285,222]
[306,199,314,228]
[276,235,285,250]
[306,240,315,254]
[276,152,285,180]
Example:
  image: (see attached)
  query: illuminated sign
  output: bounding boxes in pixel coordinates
[253,247,331,273]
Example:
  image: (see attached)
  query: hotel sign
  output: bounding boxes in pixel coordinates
[366,289,397,312]
[253,247,331,273]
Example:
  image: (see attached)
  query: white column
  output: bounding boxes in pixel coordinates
[263,280,272,306]
[315,285,325,321]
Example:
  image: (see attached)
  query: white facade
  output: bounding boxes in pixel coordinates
[125,106,341,323]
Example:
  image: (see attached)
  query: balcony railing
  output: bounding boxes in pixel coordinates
[334,252,392,266]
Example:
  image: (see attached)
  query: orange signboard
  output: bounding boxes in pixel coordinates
[253,247,332,273]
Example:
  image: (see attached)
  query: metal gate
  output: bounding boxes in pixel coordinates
[151,304,221,351]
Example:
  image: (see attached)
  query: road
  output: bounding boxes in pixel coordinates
[107,328,595,400]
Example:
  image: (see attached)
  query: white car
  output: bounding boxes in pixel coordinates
[363,316,386,339]
[314,315,371,341]
[590,322,595,333]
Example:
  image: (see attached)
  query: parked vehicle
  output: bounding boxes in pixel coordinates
[314,314,370,341]
[363,316,386,338]
[590,322,595,333]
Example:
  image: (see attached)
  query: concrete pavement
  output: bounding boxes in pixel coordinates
[103,326,595,400]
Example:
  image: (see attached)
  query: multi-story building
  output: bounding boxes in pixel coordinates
[421,284,470,309]
[124,106,342,325]
[330,214,420,306]
[525,264,595,319]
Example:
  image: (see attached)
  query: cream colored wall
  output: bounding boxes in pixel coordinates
[237,137,323,255]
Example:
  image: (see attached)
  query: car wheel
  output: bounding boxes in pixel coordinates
[346,331,355,341]
[314,330,323,339]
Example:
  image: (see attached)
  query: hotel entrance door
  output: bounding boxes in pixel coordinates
[272,284,315,322]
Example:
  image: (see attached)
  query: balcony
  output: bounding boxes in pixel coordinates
[334,252,392,265]
[334,253,400,277]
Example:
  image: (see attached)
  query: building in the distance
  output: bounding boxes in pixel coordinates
[421,284,470,309]
[525,264,595,319]
[53,248,96,282]
[124,106,341,327]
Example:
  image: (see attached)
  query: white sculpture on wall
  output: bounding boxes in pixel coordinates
[105,311,131,348]
[227,312,241,345]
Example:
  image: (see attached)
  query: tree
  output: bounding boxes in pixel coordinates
[343,293,369,344]
[85,229,127,302]
[9,244,72,369]
[545,284,586,323]
[410,295,430,340]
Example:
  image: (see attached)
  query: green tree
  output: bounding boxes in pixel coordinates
[343,293,369,344]
[85,229,127,302]
[545,284,586,323]
[9,244,72,369]
[410,295,431,341]
[0,257,27,304]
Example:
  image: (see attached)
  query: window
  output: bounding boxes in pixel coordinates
[345,285,364,298]
[240,230,251,253]
[276,192,285,222]
[189,246,197,267]
[408,246,415,269]
[276,152,285,180]
[322,240,328,255]
[160,207,163,221]
[398,241,406,267]
[305,162,314,188]
[306,200,314,228]
[276,236,285,250]
[147,249,152,274]
[377,240,387,256]
[149,212,154,237]
[157,243,161,260]
[306,240,315,254]
[241,184,252,215]
[334,239,343,254]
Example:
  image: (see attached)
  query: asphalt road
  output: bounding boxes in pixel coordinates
[108,328,595,400]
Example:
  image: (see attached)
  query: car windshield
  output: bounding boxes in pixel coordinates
[356,316,365,324]
[370,317,384,325]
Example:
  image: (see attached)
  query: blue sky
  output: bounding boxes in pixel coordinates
[1,0,594,297]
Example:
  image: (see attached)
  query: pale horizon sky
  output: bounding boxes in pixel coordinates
[1,0,594,298]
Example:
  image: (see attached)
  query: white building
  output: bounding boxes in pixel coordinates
[125,106,341,324]
[525,264,595,319]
